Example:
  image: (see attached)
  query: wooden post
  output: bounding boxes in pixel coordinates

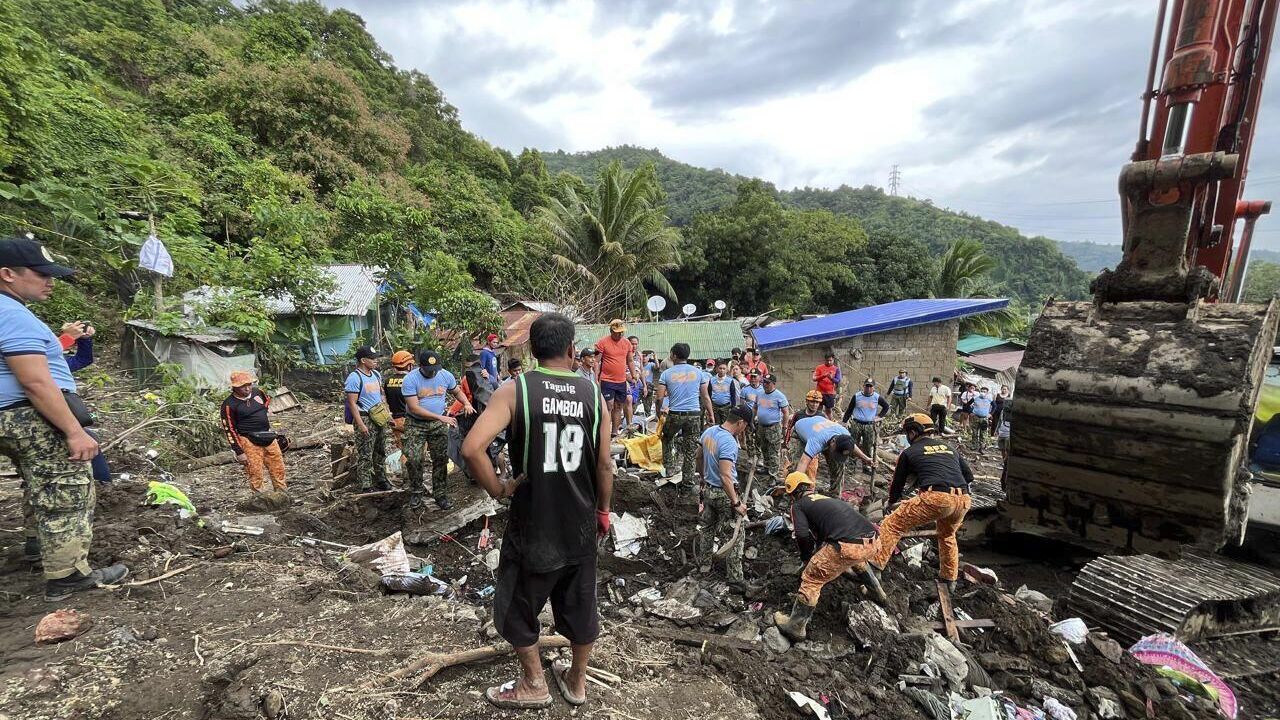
[149,215,163,316]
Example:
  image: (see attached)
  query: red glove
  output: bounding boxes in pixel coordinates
[596,510,611,538]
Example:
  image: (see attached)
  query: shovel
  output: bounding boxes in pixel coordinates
[713,464,755,559]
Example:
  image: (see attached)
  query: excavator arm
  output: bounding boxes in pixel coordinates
[1003,0,1280,552]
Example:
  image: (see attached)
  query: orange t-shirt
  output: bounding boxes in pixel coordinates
[595,335,633,383]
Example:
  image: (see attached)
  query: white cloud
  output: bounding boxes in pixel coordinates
[327,0,1280,251]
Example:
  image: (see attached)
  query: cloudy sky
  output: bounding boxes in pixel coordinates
[323,0,1280,251]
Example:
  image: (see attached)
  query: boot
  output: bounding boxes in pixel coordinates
[407,492,425,510]
[436,497,454,512]
[938,578,957,595]
[24,536,41,564]
[773,595,816,642]
[862,565,888,605]
[45,563,129,602]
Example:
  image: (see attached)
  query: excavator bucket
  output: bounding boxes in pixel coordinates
[1003,298,1279,552]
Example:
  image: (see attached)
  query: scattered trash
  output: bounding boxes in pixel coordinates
[960,563,998,585]
[1042,696,1077,720]
[902,543,925,568]
[1087,687,1125,719]
[381,571,451,597]
[145,481,199,521]
[764,516,790,535]
[610,512,649,558]
[1128,632,1237,718]
[385,449,403,475]
[646,598,702,623]
[35,609,93,644]
[347,531,415,577]
[483,549,500,570]
[477,516,491,551]
[846,600,899,648]
[1014,585,1054,615]
[218,521,264,536]
[952,694,1001,720]
[903,686,950,720]
[1048,618,1088,644]
[922,633,969,691]
[786,690,830,720]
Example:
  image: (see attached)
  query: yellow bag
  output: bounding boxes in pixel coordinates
[367,401,393,428]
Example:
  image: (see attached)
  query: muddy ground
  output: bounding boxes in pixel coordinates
[0,382,1273,719]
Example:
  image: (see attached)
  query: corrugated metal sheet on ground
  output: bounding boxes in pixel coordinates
[752,298,1009,351]
[266,264,382,316]
[574,321,745,360]
[957,333,1023,355]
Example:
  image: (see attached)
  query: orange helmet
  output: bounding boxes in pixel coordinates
[390,350,414,369]
[805,390,823,403]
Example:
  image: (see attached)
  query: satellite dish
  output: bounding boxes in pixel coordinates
[646,295,667,313]
[713,300,727,311]
[682,303,697,316]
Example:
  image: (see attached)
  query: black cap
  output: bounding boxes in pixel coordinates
[579,348,597,358]
[0,238,75,278]
[728,405,754,425]
[418,350,442,377]
[763,374,777,384]
[354,345,378,361]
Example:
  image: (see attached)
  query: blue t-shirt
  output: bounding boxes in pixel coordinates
[401,368,458,417]
[479,347,499,389]
[700,425,740,489]
[756,389,789,426]
[971,394,993,418]
[660,363,707,412]
[344,369,384,411]
[0,294,78,406]
[851,392,882,423]
[708,376,737,406]
[795,416,851,457]
[740,383,764,411]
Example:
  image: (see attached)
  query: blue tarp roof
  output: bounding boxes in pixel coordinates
[752,298,1009,351]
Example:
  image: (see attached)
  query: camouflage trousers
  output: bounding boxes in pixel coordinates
[755,423,783,486]
[850,421,877,463]
[699,486,744,581]
[662,412,702,482]
[890,395,909,418]
[1,406,95,580]
[712,404,732,427]
[354,421,389,490]
[403,418,450,504]
[970,416,990,451]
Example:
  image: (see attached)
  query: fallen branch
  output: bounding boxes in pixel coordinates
[254,640,389,656]
[342,489,404,501]
[366,635,572,690]
[105,563,199,589]
[184,429,334,470]
[101,415,207,452]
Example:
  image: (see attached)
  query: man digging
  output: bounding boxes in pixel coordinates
[462,313,613,710]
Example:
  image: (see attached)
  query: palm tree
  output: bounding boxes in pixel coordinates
[535,161,680,319]
[935,238,1022,336]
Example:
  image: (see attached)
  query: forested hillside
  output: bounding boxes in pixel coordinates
[545,146,1091,303]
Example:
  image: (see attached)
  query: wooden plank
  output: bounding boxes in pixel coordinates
[936,581,959,643]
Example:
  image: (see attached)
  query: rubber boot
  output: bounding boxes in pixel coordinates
[863,565,888,605]
[45,563,129,602]
[773,595,816,642]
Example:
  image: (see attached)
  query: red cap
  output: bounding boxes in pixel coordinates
[486,333,499,342]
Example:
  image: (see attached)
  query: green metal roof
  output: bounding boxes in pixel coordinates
[575,320,745,360]
[957,334,1018,354]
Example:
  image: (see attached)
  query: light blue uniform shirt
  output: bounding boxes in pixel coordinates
[660,363,706,412]
[344,369,384,411]
[700,425,740,489]
[0,294,77,406]
[740,383,764,411]
[971,393,993,418]
[708,375,737,406]
[851,392,882,423]
[401,368,457,417]
[795,416,851,457]
[756,389,789,426]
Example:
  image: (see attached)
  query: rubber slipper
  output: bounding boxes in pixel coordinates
[551,660,587,706]
[484,680,552,709]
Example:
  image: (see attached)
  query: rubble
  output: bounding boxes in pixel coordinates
[34,610,93,644]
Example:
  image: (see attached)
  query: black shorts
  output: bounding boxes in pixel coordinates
[493,557,599,647]
[821,393,837,410]
[600,381,629,403]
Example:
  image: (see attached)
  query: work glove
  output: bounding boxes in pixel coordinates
[596,509,611,539]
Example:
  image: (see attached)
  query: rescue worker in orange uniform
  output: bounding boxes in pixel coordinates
[872,413,974,592]
[221,371,286,493]
[770,472,887,641]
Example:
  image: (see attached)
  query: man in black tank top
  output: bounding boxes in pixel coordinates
[462,313,613,710]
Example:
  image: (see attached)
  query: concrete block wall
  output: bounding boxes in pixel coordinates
[760,319,959,415]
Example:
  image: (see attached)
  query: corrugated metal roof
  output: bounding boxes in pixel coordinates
[574,320,745,360]
[266,265,382,316]
[964,350,1025,373]
[957,334,1011,354]
[752,298,1009,351]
